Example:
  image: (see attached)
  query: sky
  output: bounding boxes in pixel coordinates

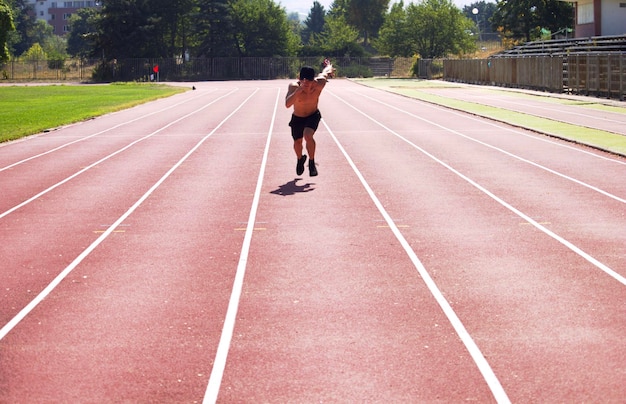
[281,0,489,19]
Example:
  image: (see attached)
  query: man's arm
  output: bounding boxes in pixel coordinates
[314,63,335,86]
[285,81,300,108]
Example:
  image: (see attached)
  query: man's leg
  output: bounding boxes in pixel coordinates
[294,138,307,176]
[303,128,317,176]
[303,128,316,160]
[293,137,304,158]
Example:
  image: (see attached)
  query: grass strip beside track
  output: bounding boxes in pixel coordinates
[355,78,626,157]
[0,83,187,143]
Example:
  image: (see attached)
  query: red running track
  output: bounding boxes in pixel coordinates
[0,80,625,402]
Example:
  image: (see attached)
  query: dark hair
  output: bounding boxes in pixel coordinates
[299,66,315,81]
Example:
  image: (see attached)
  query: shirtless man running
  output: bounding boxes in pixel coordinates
[285,62,334,177]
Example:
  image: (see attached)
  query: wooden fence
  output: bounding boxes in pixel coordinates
[443,54,626,100]
[565,54,625,99]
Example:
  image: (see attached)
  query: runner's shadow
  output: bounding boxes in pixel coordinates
[269,178,315,196]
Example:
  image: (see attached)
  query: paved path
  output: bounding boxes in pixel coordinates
[1,80,625,402]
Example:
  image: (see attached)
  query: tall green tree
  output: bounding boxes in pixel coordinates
[229,0,298,56]
[31,19,54,46]
[309,13,362,56]
[491,0,573,42]
[345,0,388,46]
[24,42,45,61]
[192,0,233,57]
[287,11,301,49]
[301,1,326,44]
[0,0,14,62]
[150,0,194,58]
[375,0,410,57]
[462,1,497,37]
[97,0,160,59]
[5,0,37,56]
[67,8,100,58]
[377,0,475,58]
[327,0,348,19]
[406,0,475,58]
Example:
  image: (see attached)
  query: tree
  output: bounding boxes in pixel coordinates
[5,0,37,57]
[229,0,299,56]
[67,8,100,58]
[42,34,67,68]
[287,11,301,50]
[541,0,574,38]
[0,0,14,62]
[31,19,54,47]
[408,0,476,58]
[309,13,363,57]
[302,1,326,44]
[327,0,348,19]
[377,0,475,58]
[149,0,195,58]
[491,0,573,42]
[345,0,388,46]
[24,42,45,61]
[97,0,160,59]
[375,0,411,57]
[192,0,234,57]
[462,1,497,38]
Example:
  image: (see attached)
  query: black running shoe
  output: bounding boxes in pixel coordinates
[309,159,318,176]
[296,155,307,175]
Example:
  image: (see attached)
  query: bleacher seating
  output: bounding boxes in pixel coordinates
[491,34,626,58]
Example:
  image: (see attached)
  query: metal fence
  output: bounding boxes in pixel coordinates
[1,57,417,82]
[5,54,622,100]
[442,53,626,100]
[0,58,99,81]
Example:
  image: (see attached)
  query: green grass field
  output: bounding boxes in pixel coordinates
[0,83,187,143]
[355,78,626,157]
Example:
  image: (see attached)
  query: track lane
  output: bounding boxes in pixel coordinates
[320,81,626,402]
[1,79,624,402]
[329,85,626,279]
[0,88,213,169]
[0,87,253,323]
[0,88,239,212]
[215,97,501,402]
[0,85,275,401]
[345,84,626,200]
[0,89,260,330]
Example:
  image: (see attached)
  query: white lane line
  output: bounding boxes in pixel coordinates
[331,92,626,287]
[203,89,280,403]
[0,88,259,342]
[323,119,511,403]
[451,106,626,166]
[0,90,213,172]
[356,92,626,203]
[352,87,626,166]
[471,97,626,127]
[0,89,238,221]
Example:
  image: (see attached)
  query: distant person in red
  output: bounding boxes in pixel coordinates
[285,62,334,177]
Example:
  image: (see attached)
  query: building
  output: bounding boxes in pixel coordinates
[561,0,626,37]
[29,0,101,35]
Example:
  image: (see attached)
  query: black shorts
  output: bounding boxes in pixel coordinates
[289,110,322,141]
